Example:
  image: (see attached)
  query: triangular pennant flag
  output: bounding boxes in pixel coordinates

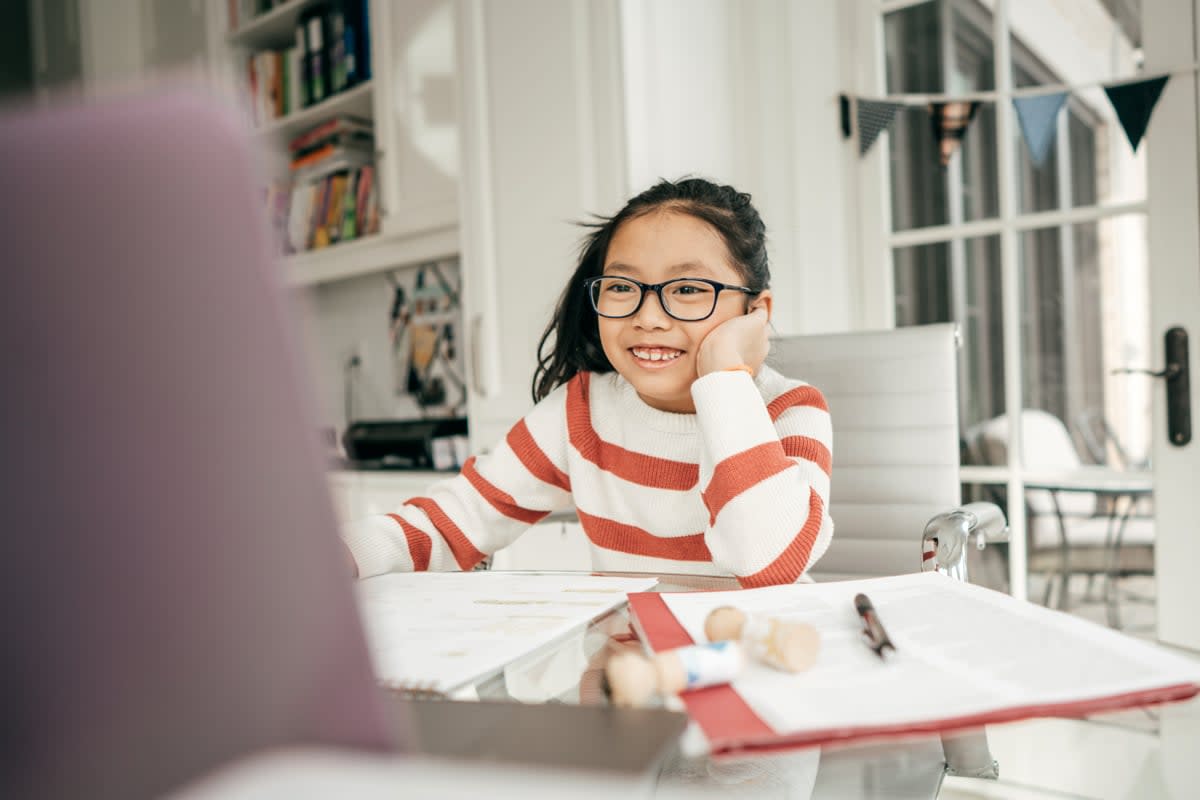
[1104,75,1169,152]
[857,99,905,156]
[1013,91,1069,166]
[928,101,979,167]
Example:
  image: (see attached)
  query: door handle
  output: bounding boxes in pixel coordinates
[1112,326,1190,446]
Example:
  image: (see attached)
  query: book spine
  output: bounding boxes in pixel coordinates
[359,0,371,81]
[327,173,346,244]
[355,164,373,235]
[305,12,327,105]
[365,178,379,235]
[343,0,358,88]
[341,170,359,241]
[311,177,332,249]
[329,0,347,94]
[293,26,310,109]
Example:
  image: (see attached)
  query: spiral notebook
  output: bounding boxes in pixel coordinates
[357,571,657,696]
[628,572,1200,757]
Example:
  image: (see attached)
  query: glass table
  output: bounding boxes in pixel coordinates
[368,569,1200,799]
[430,572,968,799]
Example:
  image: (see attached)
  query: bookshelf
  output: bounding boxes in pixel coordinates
[286,222,458,288]
[217,0,461,288]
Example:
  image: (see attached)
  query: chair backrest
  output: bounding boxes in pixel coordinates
[969,409,1095,517]
[768,324,961,581]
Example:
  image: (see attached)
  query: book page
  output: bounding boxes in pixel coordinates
[658,573,1200,736]
[357,572,656,694]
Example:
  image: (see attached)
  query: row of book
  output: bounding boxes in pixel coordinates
[264,163,380,257]
[289,115,374,179]
[260,117,380,255]
[240,0,372,126]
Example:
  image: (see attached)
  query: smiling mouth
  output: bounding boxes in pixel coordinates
[630,347,684,366]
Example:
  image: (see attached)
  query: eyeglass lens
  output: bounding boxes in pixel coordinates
[590,277,719,321]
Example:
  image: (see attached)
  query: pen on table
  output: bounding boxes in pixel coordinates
[854,593,895,660]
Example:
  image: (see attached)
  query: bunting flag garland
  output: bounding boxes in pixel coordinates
[928,101,979,167]
[1104,75,1170,152]
[856,99,906,155]
[844,66,1187,164]
[1013,91,1069,166]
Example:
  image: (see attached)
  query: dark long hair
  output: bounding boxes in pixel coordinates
[531,177,771,402]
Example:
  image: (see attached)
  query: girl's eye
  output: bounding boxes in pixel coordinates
[670,281,712,296]
[606,281,635,293]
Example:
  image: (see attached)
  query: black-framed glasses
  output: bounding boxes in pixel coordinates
[583,276,755,322]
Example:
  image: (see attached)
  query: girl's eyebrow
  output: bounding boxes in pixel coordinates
[602,260,716,276]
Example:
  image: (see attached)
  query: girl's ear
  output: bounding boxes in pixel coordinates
[748,290,773,321]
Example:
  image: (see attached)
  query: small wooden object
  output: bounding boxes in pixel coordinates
[605,641,746,708]
[704,605,820,673]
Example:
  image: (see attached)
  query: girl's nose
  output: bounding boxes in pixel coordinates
[632,288,672,328]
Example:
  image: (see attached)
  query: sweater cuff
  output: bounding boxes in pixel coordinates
[690,369,777,462]
[341,515,412,579]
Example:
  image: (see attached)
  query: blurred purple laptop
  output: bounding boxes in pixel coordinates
[0,87,397,799]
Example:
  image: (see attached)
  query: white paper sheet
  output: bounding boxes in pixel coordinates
[659,572,1200,736]
[356,572,656,694]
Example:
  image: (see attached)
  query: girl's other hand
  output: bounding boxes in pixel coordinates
[696,305,771,377]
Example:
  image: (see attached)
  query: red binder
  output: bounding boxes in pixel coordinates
[627,579,1200,758]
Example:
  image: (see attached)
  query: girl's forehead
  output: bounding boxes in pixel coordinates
[604,211,736,277]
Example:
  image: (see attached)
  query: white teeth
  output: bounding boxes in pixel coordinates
[632,347,681,361]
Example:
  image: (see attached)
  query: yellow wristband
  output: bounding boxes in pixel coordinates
[723,364,754,376]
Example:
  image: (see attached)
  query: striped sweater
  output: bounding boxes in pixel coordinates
[343,365,834,587]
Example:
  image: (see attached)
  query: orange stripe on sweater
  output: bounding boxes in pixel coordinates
[566,373,699,490]
[576,509,711,562]
[506,419,571,491]
[462,456,551,525]
[386,513,431,571]
[702,441,795,523]
[736,488,825,588]
[767,385,828,421]
[781,435,833,476]
[405,496,486,570]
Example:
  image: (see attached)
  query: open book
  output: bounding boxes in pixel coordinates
[357,572,656,696]
[628,572,1200,756]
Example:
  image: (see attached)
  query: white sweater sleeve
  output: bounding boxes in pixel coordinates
[690,370,834,586]
[342,385,574,578]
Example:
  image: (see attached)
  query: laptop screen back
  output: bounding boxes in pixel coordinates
[0,87,398,800]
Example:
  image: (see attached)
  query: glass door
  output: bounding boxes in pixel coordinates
[861,0,1197,642]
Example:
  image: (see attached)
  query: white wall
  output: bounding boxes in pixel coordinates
[619,0,859,337]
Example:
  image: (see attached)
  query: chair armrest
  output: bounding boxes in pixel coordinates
[920,501,1007,782]
[921,502,1009,583]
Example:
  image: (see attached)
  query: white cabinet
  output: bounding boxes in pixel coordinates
[328,469,446,522]
[489,521,592,572]
[371,0,459,240]
[329,471,592,571]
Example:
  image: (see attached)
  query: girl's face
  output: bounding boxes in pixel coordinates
[597,210,755,413]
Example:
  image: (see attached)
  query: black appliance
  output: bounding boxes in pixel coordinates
[341,417,468,470]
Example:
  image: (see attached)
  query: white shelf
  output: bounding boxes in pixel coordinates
[254,81,374,145]
[286,225,461,288]
[227,0,322,50]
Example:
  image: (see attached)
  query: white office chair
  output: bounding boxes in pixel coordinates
[768,322,1007,782]
[769,323,1007,585]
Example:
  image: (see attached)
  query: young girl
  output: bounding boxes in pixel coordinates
[342,178,833,587]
